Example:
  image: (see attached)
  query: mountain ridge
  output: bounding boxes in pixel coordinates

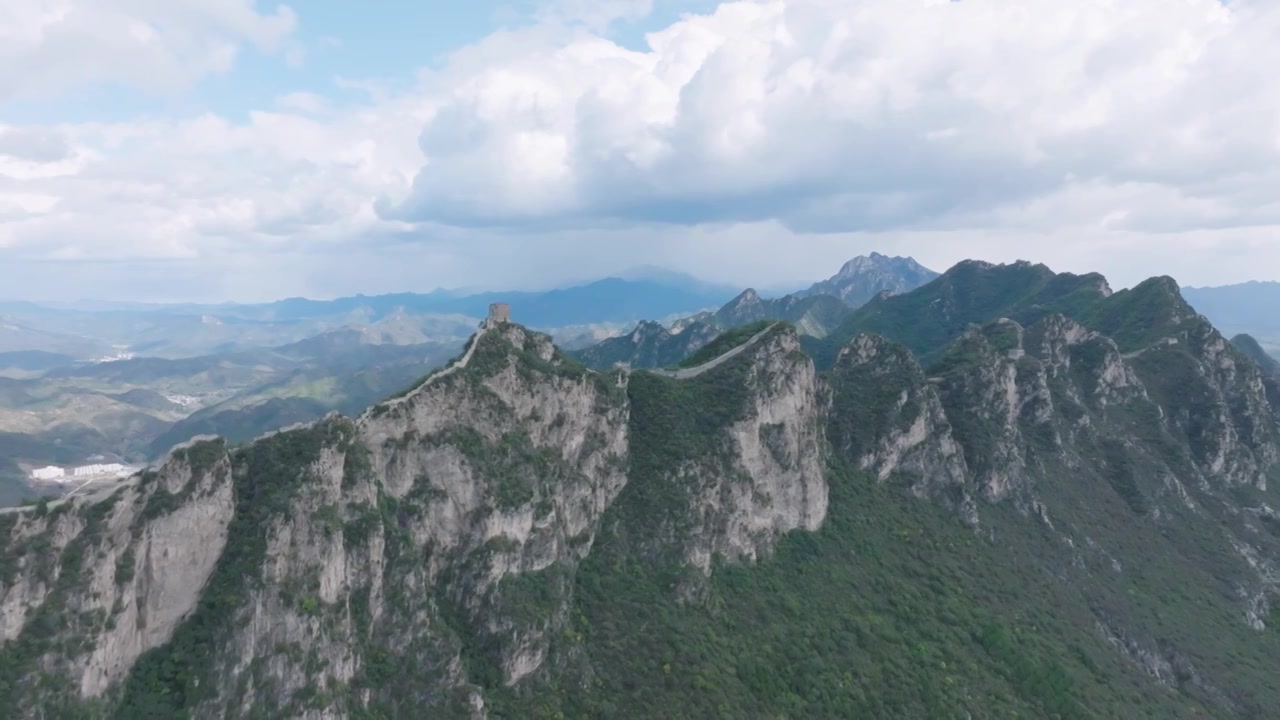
[796,251,941,306]
[1183,281,1280,356]
[4,261,1280,717]
[575,254,940,371]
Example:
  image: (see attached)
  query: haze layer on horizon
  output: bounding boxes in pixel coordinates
[3,0,1280,303]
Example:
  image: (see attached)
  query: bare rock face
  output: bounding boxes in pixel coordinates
[0,443,235,710]
[6,284,1280,720]
[827,334,974,523]
[361,324,631,691]
[684,326,828,572]
[932,322,1037,503]
[0,322,840,716]
[1159,320,1280,489]
[81,453,235,698]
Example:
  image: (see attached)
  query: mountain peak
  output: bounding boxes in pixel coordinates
[799,253,940,307]
[836,252,920,275]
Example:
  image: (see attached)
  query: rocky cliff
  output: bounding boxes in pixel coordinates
[0,322,832,718]
[5,263,1280,719]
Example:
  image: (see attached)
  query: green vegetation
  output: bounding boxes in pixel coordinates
[0,491,123,717]
[623,361,753,542]
[1075,277,1190,352]
[498,458,1192,719]
[827,337,926,460]
[676,320,773,368]
[115,548,137,585]
[813,262,1110,368]
[8,266,1280,718]
[114,420,346,719]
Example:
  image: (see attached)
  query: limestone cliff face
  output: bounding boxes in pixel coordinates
[0,442,235,710]
[683,327,828,572]
[932,321,1038,503]
[826,334,974,522]
[6,295,1280,718]
[0,323,830,717]
[1139,317,1279,489]
[928,315,1190,503]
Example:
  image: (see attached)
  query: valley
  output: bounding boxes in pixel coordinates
[0,256,934,506]
[2,258,1280,718]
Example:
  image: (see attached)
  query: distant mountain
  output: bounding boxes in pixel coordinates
[0,333,460,488]
[1231,334,1280,379]
[0,316,106,358]
[145,397,331,457]
[1183,282,1280,354]
[714,289,852,338]
[714,253,940,339]
[0,303,479,360]
[0,275,735,360]
[0,350,77,373]
[14,259,1280,717]
[573,320,721,370]
[796,251,940,306]
[254,277,733,328]
[811,259,1115,368]
[572,253,941,369]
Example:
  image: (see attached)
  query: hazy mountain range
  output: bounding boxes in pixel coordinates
[1182,282,1280,355]
[6,257,1280,717]
[0,270,740,361]
[0,255,1276,509]
[575,252,938,370]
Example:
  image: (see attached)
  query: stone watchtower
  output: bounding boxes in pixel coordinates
[486,303,511,328]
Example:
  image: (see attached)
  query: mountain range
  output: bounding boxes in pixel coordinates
[0,255,939,504]
[1182,282,1280,355]
[4,258,1280,717]
[0,271,739,361]
[2,256,1278,513]
[575,252,938,370]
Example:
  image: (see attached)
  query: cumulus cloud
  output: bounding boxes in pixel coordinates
[0,0,297,100]
[3,0,1280,300]
[386,0,1280,234]
[0,126,72,162]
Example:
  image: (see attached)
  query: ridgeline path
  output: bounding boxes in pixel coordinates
[647,323,779,380]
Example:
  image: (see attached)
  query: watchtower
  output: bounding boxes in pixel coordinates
[487,303,511,326]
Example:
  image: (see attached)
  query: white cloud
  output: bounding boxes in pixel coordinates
[0,0,296,100]
[3,0,1280,301]
[387,0,1280,234]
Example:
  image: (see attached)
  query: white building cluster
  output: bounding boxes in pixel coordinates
[29,463,130,484]
[31,466,66,481]
[74,463,126,477]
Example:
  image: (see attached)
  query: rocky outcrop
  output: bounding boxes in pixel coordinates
[931,321,1038,502]
[827,334,974,522]
[0,322,833,716]
[0,443,235,711]
[684,326,828,571]
[6,267,1280,719]
[796,252,940,308]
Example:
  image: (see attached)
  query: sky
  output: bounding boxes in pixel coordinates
[2,0,1280,303]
